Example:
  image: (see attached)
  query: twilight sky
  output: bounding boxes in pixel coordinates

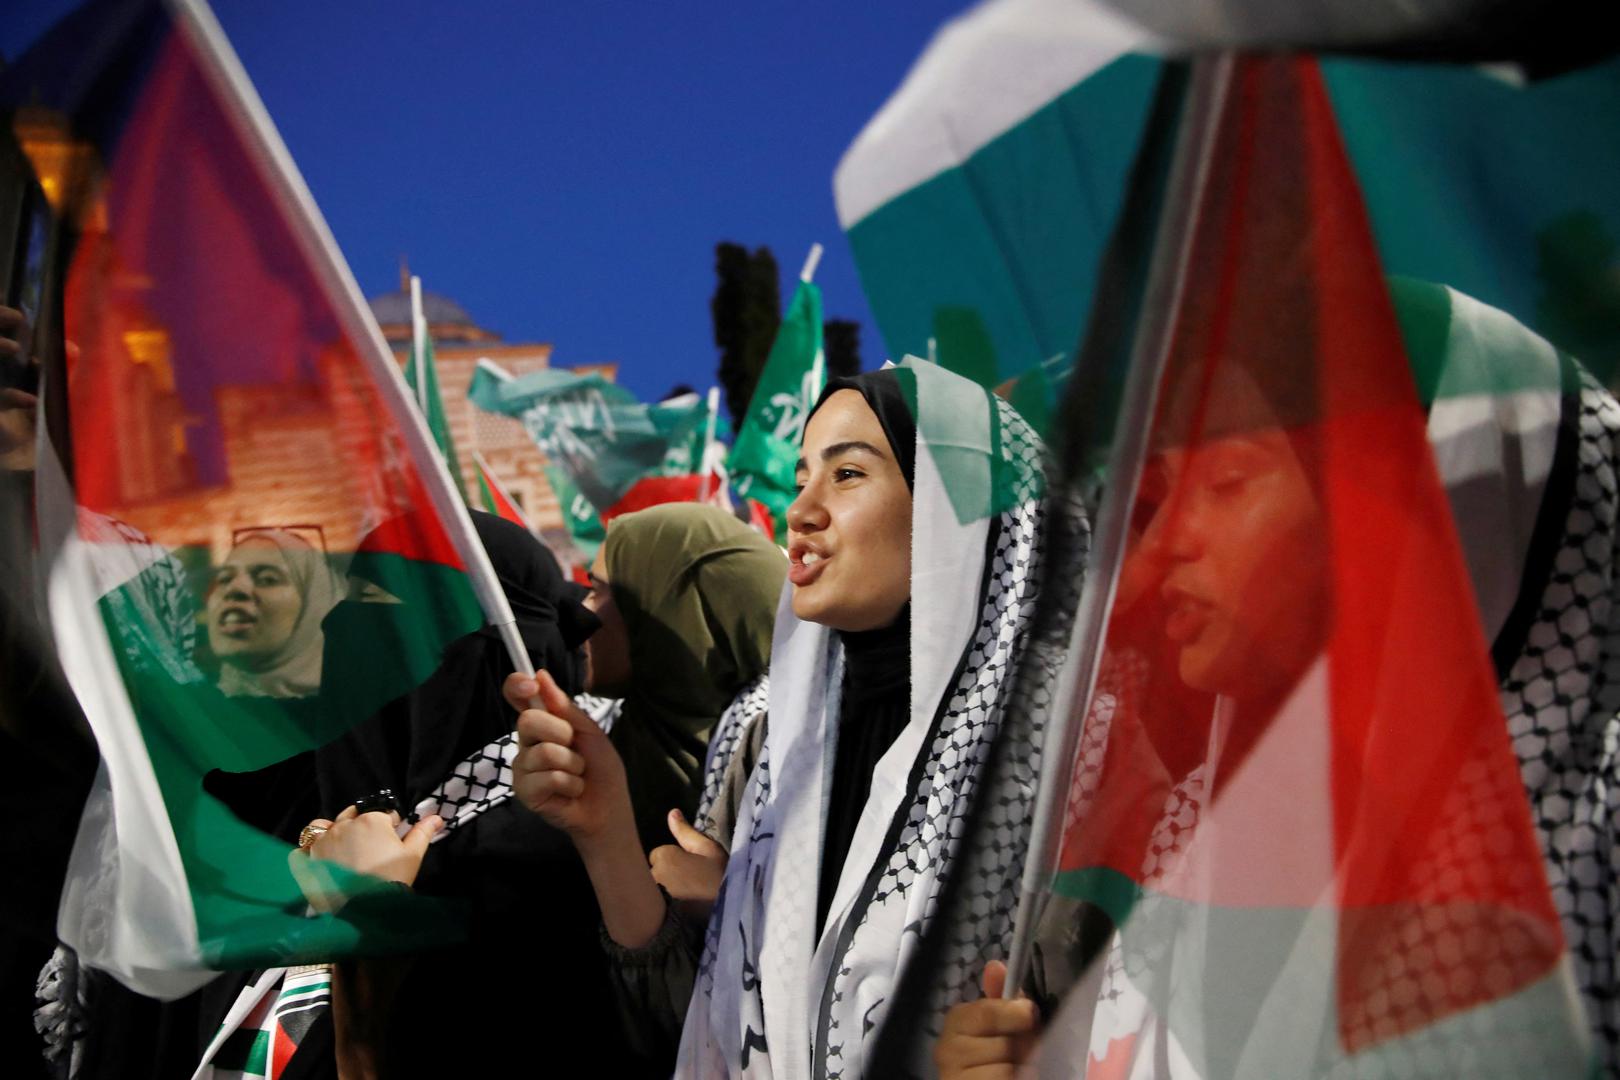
[4,1,973,401]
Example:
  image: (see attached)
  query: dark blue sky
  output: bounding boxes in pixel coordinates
[5,1,972,402]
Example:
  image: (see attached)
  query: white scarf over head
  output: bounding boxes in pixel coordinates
[679,358,1052,1079]
[213,528,339,700]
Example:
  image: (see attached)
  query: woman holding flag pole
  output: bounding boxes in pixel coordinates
[501,357,1064,1078]
[934,278,1620,1079]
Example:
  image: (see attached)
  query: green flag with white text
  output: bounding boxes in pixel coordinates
[544,464,607,558]
[467,362,714,555]
[730,278,824,540]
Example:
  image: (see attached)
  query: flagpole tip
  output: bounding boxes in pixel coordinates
[799,243,824,284]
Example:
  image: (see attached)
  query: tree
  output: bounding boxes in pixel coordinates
[823,318,861,380]
[712,243,781,430]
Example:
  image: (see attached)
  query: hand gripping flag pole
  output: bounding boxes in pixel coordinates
[1001,52,1235,996]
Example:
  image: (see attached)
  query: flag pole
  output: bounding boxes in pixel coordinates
[799,242,824,284]
[409,275,430,414]
[1001,52,1237,995]
[803,240,825,405]
[170,0,533,679]
[698,386,722,502]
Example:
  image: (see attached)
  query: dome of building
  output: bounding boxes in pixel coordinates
[368,287,477,330]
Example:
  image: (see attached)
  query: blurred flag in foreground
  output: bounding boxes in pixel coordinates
[874,38,1607,1075]
[728,257,825,542]
[834,0,1620,433]
[4,0,509,996]
[1023,54,1583,1077]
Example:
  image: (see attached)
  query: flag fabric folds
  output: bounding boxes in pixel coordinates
[728,277,824,540]
[6,0,508,996]
[857,19,1612,1073]
[467,360,723,555]
[1030,55,1582,1077]
[834,0,1620,430]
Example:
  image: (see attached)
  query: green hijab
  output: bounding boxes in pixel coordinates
[602,503,785,849]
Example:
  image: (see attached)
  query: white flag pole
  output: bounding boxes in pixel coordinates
[1001,53,1238,996]
[409,275,429,414]
[799,242,824,284]
[171,0,532,679]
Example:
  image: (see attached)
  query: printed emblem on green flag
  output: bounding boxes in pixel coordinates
[544,465,606,557]
[468,361,717,536]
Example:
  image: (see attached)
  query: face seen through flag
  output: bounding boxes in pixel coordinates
[9,0,505,994]
[1038,56,1581,1076]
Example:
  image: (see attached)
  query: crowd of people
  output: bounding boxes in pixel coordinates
[4,277,1620,1080]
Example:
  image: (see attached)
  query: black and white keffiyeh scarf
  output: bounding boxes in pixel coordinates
[1421,291,1620,1071]
[678,359,1054,1079]
[1402,283,1620,1070]
[1024,284,1616,1079]
[1496,367,1620,1069]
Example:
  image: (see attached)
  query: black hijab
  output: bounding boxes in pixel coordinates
[811,368,918,490]
[314,510,597,814]
[303,513,651,1076]
[806,368,920,934]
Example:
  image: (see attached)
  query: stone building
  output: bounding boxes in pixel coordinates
[88,271,611,572]
[369,270,616,559]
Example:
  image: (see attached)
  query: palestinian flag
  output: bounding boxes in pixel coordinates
[467,359,719,549]
[472,450,530,531]
[729,276,824,541]
[405,274,466,490]
[1033,56,1585,1075]
[197,966,331,1080]
[5,0,503,996]
[834,0,1620,436]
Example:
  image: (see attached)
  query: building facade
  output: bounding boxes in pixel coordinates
[371,272,616,561]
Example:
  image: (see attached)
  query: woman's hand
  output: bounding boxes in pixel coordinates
[502,669,668,948]
[307,806,441,888]
[934,961,1041,1080]
[649,808,727,921]
[504,670,635,852]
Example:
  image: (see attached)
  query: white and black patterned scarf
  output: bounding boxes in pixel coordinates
[1424,293,1620,1071]
[678,359,1054,1079]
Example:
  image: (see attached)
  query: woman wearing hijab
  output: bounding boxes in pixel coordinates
[507,360,1055,1078]
[1404,280,1620,1071]
[194,512,609,1079]
[215,506,782,1078]
[939,281,1620,1077]
[586,501,783,860]
[207,528,340,700]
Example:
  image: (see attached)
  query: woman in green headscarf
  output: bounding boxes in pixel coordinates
[581,501,784,858]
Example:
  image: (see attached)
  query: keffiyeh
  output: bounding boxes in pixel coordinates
[679,358,1055,1079]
